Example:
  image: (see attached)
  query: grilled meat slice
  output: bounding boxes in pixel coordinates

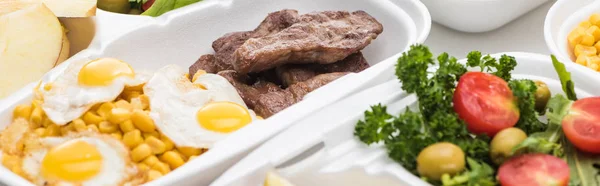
[254,72,349,117]
[233,10,383,73]
[276,52,369,86]
[211,9,300,70]
[217,70,282,109]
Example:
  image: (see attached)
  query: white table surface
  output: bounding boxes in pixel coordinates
[425,1,554,57]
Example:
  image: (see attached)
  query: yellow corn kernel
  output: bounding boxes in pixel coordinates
[582,33,596,46]
[13,104,32,120]
[151,162,171,174]
[569,27,586,47]
[99,121,118,133]
[595,41,600,53]
[121,90,142,102]
[60,124,74,135]
[147,170,163,181]
[137,163,150,171]
[587,56,600,71]
[581,21,593,28]
[591,13,600,26]
[143,131,159,139]
[161,135,174,151]
[132,143,152,162]
[576,55,590,66]
[32,99,43,110]
[160,151,185,169]
[123,130,144,148]
[256,116,264,120]
[143,155,160,167]
[87,124,99,132]
[111,131,123,140]
[96,102,115,119]
[131,110,156,132]
[83,112,104,126]
[108,108,131,124]
[125,84,144,92]
[177,147,203,157]
[574,44,597,57]
[30,107,44,128]
[72,119,87,132]
[187,155,198,161]
[588,26,600,41]
[42,118,54,127]
[34,128,46,136]
[145,136,166,154]
[45,124,60,137]
[114,100,133,111]
[191,70,207,82]
[119,120,135,133]
[138,95,150,110]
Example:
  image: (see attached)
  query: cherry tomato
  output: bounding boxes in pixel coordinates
[453,72,519,137]
[142,0,156,11]
[498,153,569,186]
[562,97,600,153]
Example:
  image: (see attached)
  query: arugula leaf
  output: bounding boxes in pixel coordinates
[441,158,496,186]
[563,139,600,186]
[551,55,577,100]
[141,0,202,17]
[508,79,545,134]
[512,95,572,156]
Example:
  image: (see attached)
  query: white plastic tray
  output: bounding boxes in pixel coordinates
[544,0,595,63]
[0,0,431,185]
[211,52,600,186]
[421,0,547,33]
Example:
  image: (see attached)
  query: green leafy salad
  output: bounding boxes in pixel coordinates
[354,45,600,186]
[98,0,202,16]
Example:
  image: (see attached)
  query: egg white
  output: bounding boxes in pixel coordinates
[143,65,255,149]
[21,134,138,186]
[39,59,151,125]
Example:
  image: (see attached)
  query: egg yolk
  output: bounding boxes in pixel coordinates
[78,58,135,86]
[41,140,103,182]
[197,102,252,133]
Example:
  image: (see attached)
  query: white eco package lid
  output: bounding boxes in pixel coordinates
[0,0,430,185]
[211,52,600,186]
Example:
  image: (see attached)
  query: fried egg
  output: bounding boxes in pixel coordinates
[39,58,150,125]
[143,65,256,149]
[19,133,141,186]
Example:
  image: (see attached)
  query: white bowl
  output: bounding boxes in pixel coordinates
[211,52,600,186]
[545,0,598,64]
[421,0,547,33]
[0,0,431,185]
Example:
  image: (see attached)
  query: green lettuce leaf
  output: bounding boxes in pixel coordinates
[551,55,577,101]
[142,0,202,17]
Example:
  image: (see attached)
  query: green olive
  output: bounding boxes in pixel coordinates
[534,80,551,113]
[417,142,466,180]
[98,0,131,14]
[490,127,527,165]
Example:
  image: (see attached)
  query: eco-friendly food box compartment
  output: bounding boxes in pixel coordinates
[0,0,431,185]
[421,0,548,33]
[545,0,597,64]
[211,52,600,186]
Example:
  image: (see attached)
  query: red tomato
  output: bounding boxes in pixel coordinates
[498,153,570,186]
[453,72,519,136]
[142,0,155,11]
[562,97,600,153]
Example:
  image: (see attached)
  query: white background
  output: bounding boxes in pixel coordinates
[425,1,554,57]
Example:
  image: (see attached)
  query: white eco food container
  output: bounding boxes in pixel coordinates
[0,0,431,185]
[421,0,547,33]
[211,52,600,186]
[545,0,597,64]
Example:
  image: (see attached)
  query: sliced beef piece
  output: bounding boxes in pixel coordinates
[233,10,383,73]
[211,10,300,69]
[254,72,349,117]
[276,52,369,86]
[188,54,226,75]
[217,70,281,109]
